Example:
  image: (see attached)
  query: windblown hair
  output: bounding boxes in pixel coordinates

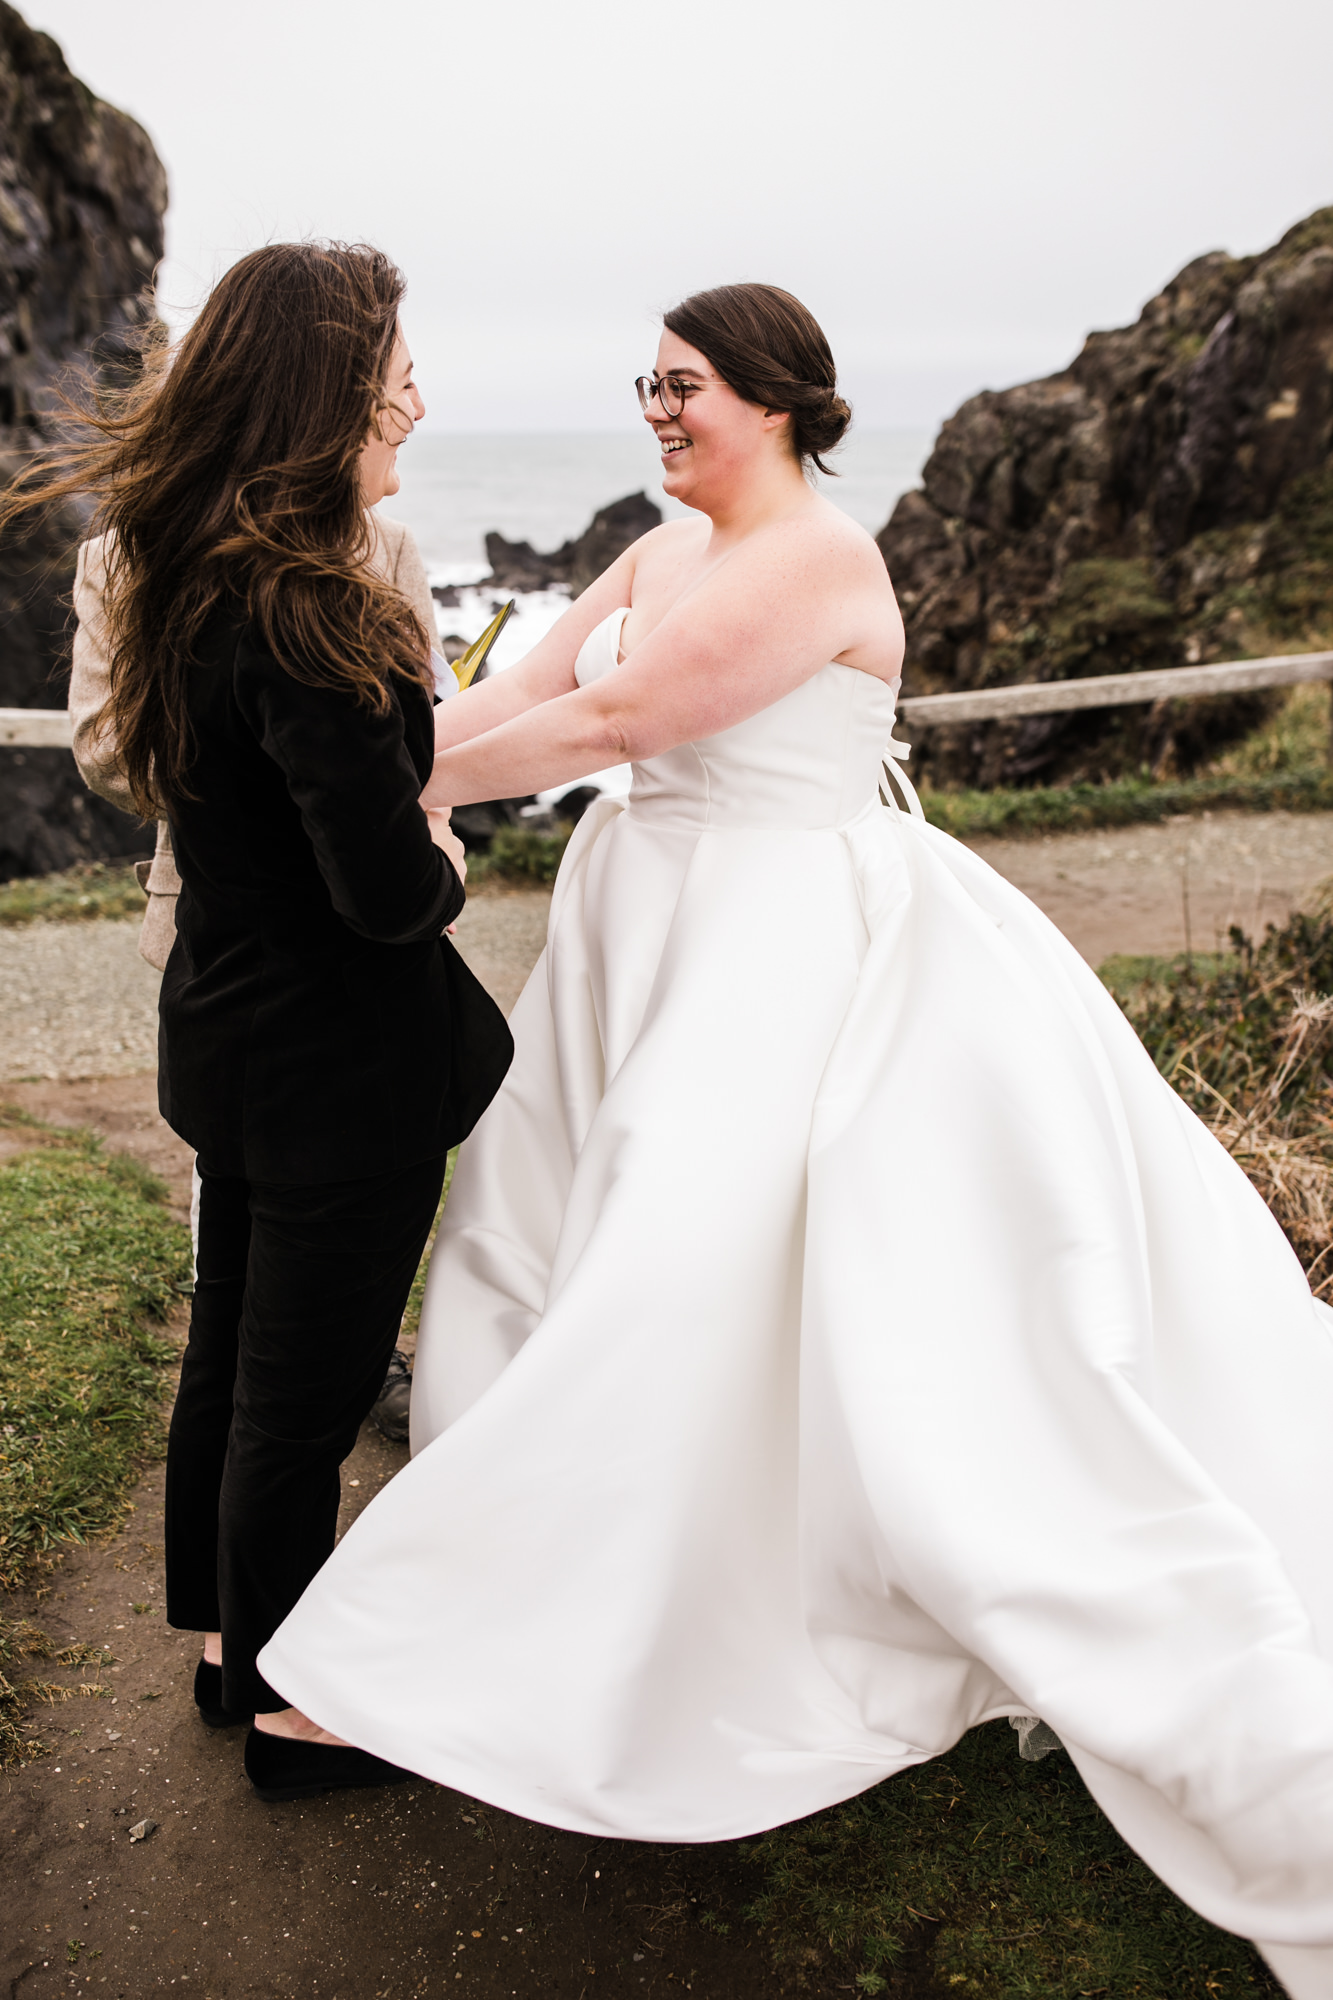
[662,283,851,475]
[0,241,431,815]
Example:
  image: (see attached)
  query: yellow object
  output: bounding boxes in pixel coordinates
[453,601,515,691]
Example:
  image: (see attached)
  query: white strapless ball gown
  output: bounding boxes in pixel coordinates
[261,609,1333,1992]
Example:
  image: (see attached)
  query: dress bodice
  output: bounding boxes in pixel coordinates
[573,607,900,832]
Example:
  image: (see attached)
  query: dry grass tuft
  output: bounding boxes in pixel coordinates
[1103,895,1333,1299]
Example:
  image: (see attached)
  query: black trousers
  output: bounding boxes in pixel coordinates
[165,1154,446,1714]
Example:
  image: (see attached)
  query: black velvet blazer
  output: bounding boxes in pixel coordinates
[159,608,513,1184]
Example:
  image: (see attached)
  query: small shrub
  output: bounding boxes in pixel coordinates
[0,861,148,927]
[1105,902,1333,1295]
[472,825,572,885]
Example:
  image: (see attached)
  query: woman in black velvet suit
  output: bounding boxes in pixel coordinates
[15,242,512,1797]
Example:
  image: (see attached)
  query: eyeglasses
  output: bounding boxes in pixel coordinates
[635,374,693,418]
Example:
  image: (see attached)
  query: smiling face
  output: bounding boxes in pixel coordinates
[358,326,425,506]
[642,330,793,512]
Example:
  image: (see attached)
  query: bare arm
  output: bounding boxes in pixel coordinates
[430,541,644,754]
[422,516,902,809]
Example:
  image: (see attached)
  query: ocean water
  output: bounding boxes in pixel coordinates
[392,428,933,801]
[390,429,933,579]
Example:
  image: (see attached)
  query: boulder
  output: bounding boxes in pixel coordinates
[483,490,662,596]
[878,208,1333,787]
[0,1,166,877]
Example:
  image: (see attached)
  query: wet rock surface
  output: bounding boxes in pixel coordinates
[483,490,662,596]
[879,207,1333,788]
[0,745,152,881]
[0,1,167,878]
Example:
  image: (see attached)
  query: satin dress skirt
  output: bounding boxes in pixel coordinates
[261,789,1333,1989]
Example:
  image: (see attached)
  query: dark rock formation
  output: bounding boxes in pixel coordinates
[0,1,166,877]
[484,491,662,597]
[878,208,1333,787]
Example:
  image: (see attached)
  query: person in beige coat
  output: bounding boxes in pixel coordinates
[69,510,438,972]
[67,508,439,1444]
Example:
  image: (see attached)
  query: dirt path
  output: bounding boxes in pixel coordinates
[4,1452,789,2000]
[1,1076,817,2000]
[972,808,1333,964]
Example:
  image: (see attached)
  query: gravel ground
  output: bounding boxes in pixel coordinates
[449,880,550,1015]
[0,883,551,1083]
[0,920,161,1081]
[5,814,1333,1084]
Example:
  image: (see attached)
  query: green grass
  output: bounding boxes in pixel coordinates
[914,667,1333,840]
[466,750,1333,861]
[1207,679,1331,778]
[741,1723,1279,1996]
[919,763,1333,841]
[0,860,146,927]
[0,1106,189,1760]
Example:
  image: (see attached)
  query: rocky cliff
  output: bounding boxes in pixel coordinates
[479,491,662,597]
[878,207,1333,787]
[0,0,166,877]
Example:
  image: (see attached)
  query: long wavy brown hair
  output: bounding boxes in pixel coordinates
[0,241,432,815]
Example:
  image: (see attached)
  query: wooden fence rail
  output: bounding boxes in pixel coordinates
[895,650,1333,735]
[1,707,74,748]
[5,648,1333,756]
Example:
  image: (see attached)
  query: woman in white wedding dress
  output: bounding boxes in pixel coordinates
[260,285,1333,1996]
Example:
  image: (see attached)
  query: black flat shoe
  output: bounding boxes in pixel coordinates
[194,1658,252,1729]
[243,1725,414,1802]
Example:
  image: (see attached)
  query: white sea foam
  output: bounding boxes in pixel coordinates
[430,581,631,803]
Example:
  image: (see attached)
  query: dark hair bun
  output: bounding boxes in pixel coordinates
[794,382,852,462]
[662,283,852,475]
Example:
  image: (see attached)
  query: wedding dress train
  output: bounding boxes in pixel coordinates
[261,608,1333,1988]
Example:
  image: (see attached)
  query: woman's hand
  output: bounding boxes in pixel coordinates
[425,806,467,887]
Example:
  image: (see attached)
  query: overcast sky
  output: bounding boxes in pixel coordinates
[24,0,1333,435]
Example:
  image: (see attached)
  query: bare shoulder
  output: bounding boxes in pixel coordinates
[630,515,708,567]
[754,497,887,580]
[718,500,901,680]
[716,502,893,619]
